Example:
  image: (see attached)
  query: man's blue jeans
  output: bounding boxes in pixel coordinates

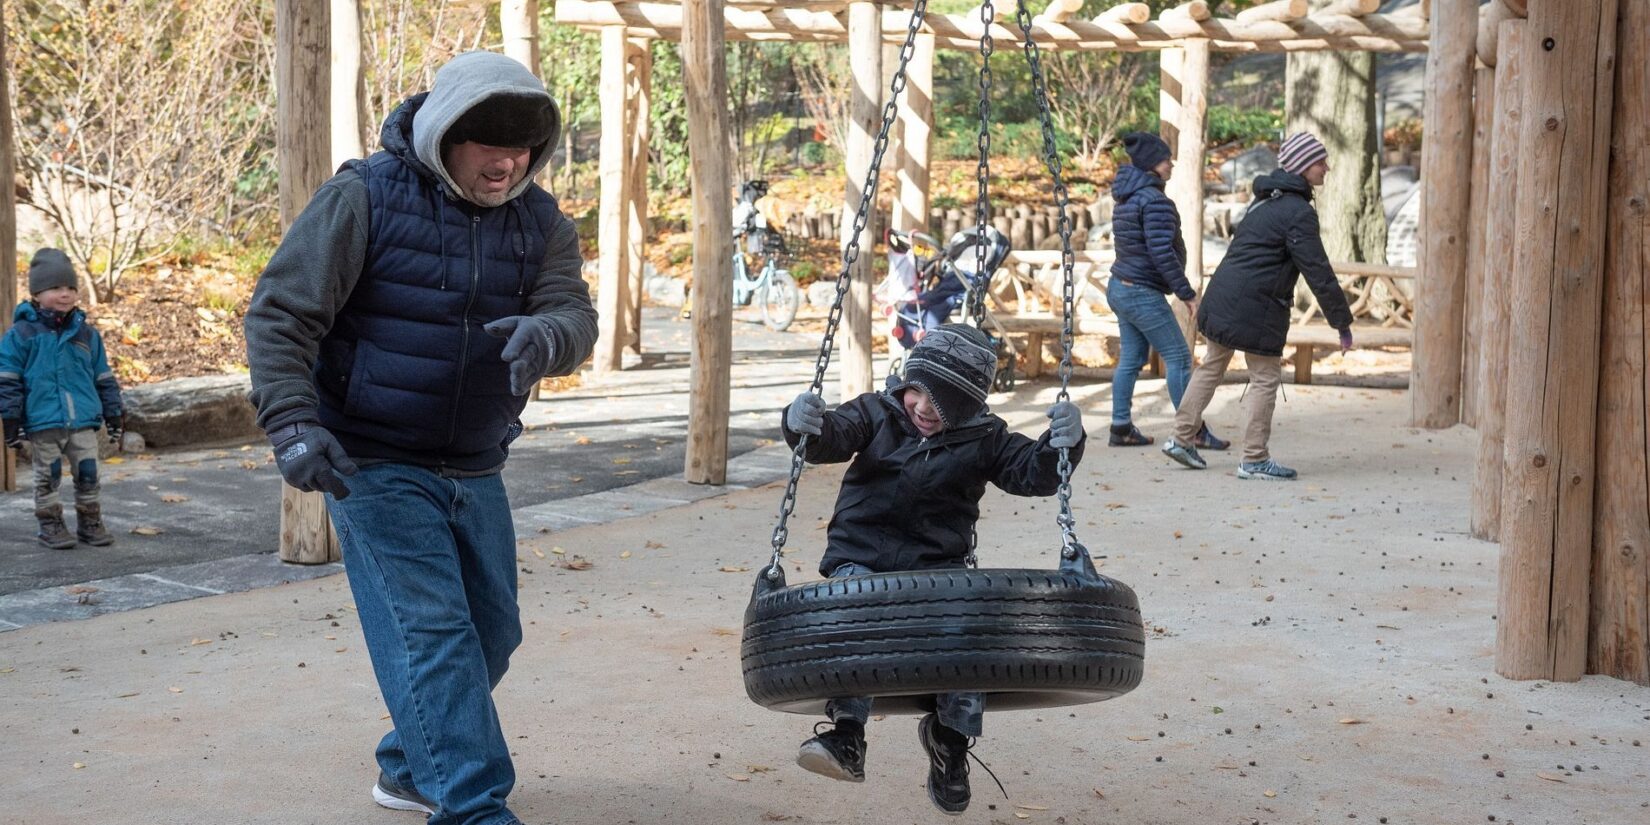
[327,463,523,825]
[1105,278,1192,427]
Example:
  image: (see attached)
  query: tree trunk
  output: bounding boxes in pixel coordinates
[1284,1,1387,265]
[1,13,18,492]
[330,0,366,168]
[595,26,631,375]
[1161,41,1210,346]
[682,0,733,485]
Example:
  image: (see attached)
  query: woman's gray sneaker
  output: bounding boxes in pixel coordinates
[1161,438,1207,470]
[1237,459,1297,480]
[372,772,435,815]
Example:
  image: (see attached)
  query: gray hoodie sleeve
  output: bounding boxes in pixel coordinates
[528,208,598,376]
[243,169,370,432]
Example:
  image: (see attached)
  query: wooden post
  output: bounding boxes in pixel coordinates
[1461,65,1495,429]
[1590,0,1649,686]
[894,32,934,233]
[625,39,652,355]
[330,0,365,168]
[1410,0,1477,429]
[1470,20,1526,542]
[502,0,542,73]
[683,0,733,485]
[0,13,17,492]
[1496,0,1618,682]
[594,26,631,374]
[276,0,338,564]
[841,0,881,399]
[1160,39,1209,346]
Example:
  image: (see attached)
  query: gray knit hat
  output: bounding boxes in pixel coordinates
[900,324,997,426]
[1278,132,1329,176]
[27,248,78,295]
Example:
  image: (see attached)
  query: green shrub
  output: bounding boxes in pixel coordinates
[1207,105,1283,147]
[800,140,829,166]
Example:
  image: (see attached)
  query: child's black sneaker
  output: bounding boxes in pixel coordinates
[371,771,435,815]
[796,721,866,782]
[917,713,971,814]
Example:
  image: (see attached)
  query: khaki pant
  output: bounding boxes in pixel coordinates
[29,427,101,511]
[1174,340,1282,464]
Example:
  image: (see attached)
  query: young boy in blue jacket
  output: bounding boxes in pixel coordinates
[780,324,1085,814]
[0,249,125,548]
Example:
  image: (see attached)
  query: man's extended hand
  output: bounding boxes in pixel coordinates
[271,424,358,500]
[483,316,555,396]
[786,392,826,436]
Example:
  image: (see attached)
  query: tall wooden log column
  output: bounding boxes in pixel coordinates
[841,0,882,398]
[1159,39,1209,344]
[1461,65,1494,428]
[1470,20,1526,542]
[894,31,934,233]
[625,39,652,355]
[683,0,733,484]
[275,0,338,564]
[1496,0,1618,682]
[1410,0,1476,428]
[0,13,17,491]
[1590,0,1649,686]
[330,0,366,168]
[502,0,542,73]
[594,26,631,374]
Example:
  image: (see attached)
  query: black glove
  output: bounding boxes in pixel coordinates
[483,315,555,396]
[105,414,124,447]
[270,423,358,500]
[3,419,21,449]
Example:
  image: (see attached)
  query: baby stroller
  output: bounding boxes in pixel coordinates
[878,225,1017,391]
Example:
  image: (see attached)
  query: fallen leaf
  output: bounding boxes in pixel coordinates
[712,627,739,636]
[1015,814,1030,820]
[189,638,212,646]
[726,773,751,782]
[1338,718,1364,725]
[167,686,183,693]
[574,437,592,445]
[1015,804,1049,811]
[130,526,163,536]
[1264,790,1277,798]
[719,566,751,573]
[1092,788,1105,799]
[532,548,546,559]
[1126,735,1150,742]
[117,692,139,698]
[612,457,632,465]
[559,557,594,571]
[239,460,259,470]
[760,814,794,823]
[1376,624,1400,630]
[0,667,14,674]
[645,540,666,549]
[336,647,348,653]
[620,551,632,559]
[160,493,189,504]
[551,547,566,555]
[747,765,774,773]
[104,456,125,465]
[73,762,86,769]
[381,713,392,720]
[66,585,99,595]
[1537,772,1567,783]
[1173,530,1183,539]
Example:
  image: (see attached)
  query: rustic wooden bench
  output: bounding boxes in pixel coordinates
[1286,324,1414,384]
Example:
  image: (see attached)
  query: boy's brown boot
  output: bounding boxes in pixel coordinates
[35,506,76,549]
[75,504,114,546]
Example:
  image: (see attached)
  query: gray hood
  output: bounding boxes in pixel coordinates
[411,51,561,204]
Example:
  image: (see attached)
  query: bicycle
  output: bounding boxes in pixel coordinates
[731,180,800,331]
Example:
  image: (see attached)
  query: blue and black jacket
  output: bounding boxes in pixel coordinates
[0,302,123,434]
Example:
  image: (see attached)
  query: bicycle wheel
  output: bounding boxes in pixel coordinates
[760,270,800,331]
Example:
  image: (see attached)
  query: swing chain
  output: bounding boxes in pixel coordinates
[968,0,995,329]
[1011,0,1082,557]
[767,0,931,580]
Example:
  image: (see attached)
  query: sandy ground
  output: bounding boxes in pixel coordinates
[3,382,1647,825]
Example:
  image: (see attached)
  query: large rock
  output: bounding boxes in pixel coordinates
[123,374,260,448]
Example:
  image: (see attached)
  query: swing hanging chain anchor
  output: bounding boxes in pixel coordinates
[1011,0,1086,554]
[763,1,931,576]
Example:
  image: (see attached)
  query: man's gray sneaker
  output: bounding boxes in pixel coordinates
[372,772,435,815]
[1237,459,1297,481]
[1161,438,1207,470]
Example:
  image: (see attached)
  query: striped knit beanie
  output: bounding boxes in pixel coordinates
[1278,132,1329,176]
[901,324,996,426]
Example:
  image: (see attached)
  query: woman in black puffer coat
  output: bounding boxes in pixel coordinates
[1162,133,1354,481]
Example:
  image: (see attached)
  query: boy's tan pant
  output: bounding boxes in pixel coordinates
[28,427,101,511]
[1173,340,1282,464]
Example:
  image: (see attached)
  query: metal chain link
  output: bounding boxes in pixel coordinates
[766,1,930,580]
[1012,0,1083,558]
[968,0,995,329]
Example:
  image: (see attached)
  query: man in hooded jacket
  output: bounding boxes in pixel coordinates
[1161,132,1353,481]
[245,52,598,824]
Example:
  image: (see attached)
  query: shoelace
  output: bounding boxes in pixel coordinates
[961,738,1009,800]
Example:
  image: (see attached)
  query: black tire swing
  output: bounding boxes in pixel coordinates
[741,0,1145,716]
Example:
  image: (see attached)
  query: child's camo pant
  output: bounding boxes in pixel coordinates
[28,428,101,511]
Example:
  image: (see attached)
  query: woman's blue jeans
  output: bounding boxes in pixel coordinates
[1105,278,1192,427]
[327,463,525,825]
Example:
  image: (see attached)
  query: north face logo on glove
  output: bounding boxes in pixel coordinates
[280,442,310,462]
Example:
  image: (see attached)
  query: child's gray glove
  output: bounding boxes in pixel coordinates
[1046,401,1083,449]
[787,392,826,436]
[483,315,555,396]
[269,423,358,500]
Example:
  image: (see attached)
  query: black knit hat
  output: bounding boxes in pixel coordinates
[27,248,78,295]
[900,324,997,426]
[445,93,559,149]
[1123,132,1172,172]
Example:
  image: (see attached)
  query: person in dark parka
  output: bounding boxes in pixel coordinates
[1104,132,1226,450]
[779,324,1085,814]
[1162,132,1354,481]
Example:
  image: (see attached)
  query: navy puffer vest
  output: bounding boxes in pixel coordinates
[313,149,558,471]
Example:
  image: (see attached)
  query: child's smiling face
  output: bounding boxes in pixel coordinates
[902,387,945,437]
[34,286,78,313]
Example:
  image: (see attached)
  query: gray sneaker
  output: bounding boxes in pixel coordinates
[1237,459,1297,481]
[372,772,434,815]
[1161,438,1207,470]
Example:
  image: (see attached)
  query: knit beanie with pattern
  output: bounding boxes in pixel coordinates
[901,324,997,426]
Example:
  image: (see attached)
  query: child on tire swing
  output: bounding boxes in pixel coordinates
[780,323,1086,814]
